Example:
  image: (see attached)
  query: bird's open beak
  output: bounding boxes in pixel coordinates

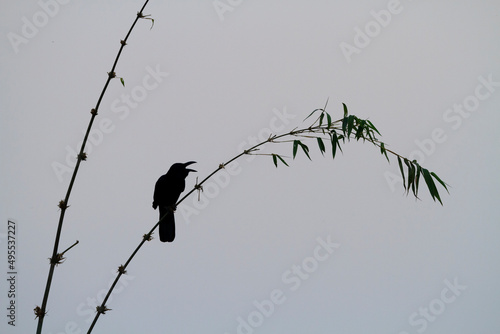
[184,161,197,172]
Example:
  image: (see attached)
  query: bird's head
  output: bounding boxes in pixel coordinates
[168,161,197,178]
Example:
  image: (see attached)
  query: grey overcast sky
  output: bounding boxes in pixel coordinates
[1,1,499,333]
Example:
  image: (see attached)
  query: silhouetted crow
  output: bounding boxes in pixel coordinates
[153,161,196,242]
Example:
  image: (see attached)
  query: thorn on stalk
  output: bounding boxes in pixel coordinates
[34,306,46,320]
[78,152,87,161]
[194,177,203,201]
[96,305,111,314]
[58,200,69,210]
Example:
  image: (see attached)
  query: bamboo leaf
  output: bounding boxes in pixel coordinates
[346,115,355,139]
[277,154,289,167]
[414,164,422,197]
[338,134,345,144]
[366,119,381,136]
[327,113,332,128]
[355,119,365,140]
[342,115,348,134]
[293,140,299,158]
[404,159,415,196]
[272,154,289,167]
[319,112,324,126]
[380,143,390,162]
[336,133,344,152]
[304,108,321,121]
[120,77,125,86]
[298,141,311,160]
[330,133,338,159]
[365,125,375,142]
[331,132,343,158]
[343,103,348,117]
[422,168,443,205]
[317,137,326,155]
[397,156,406,192]
[431,172,450,194]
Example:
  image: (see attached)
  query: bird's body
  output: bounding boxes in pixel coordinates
[153,161,196,242]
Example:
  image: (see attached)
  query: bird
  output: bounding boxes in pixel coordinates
[153,161,196,242]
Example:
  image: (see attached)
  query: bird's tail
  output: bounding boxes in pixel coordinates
[159,207,175,242]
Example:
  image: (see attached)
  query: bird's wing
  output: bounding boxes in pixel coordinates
[152,175,167,209]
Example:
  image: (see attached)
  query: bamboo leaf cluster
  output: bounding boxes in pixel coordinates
[268,102,449,204]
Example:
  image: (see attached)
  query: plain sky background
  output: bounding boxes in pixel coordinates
[1,0,499,333]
